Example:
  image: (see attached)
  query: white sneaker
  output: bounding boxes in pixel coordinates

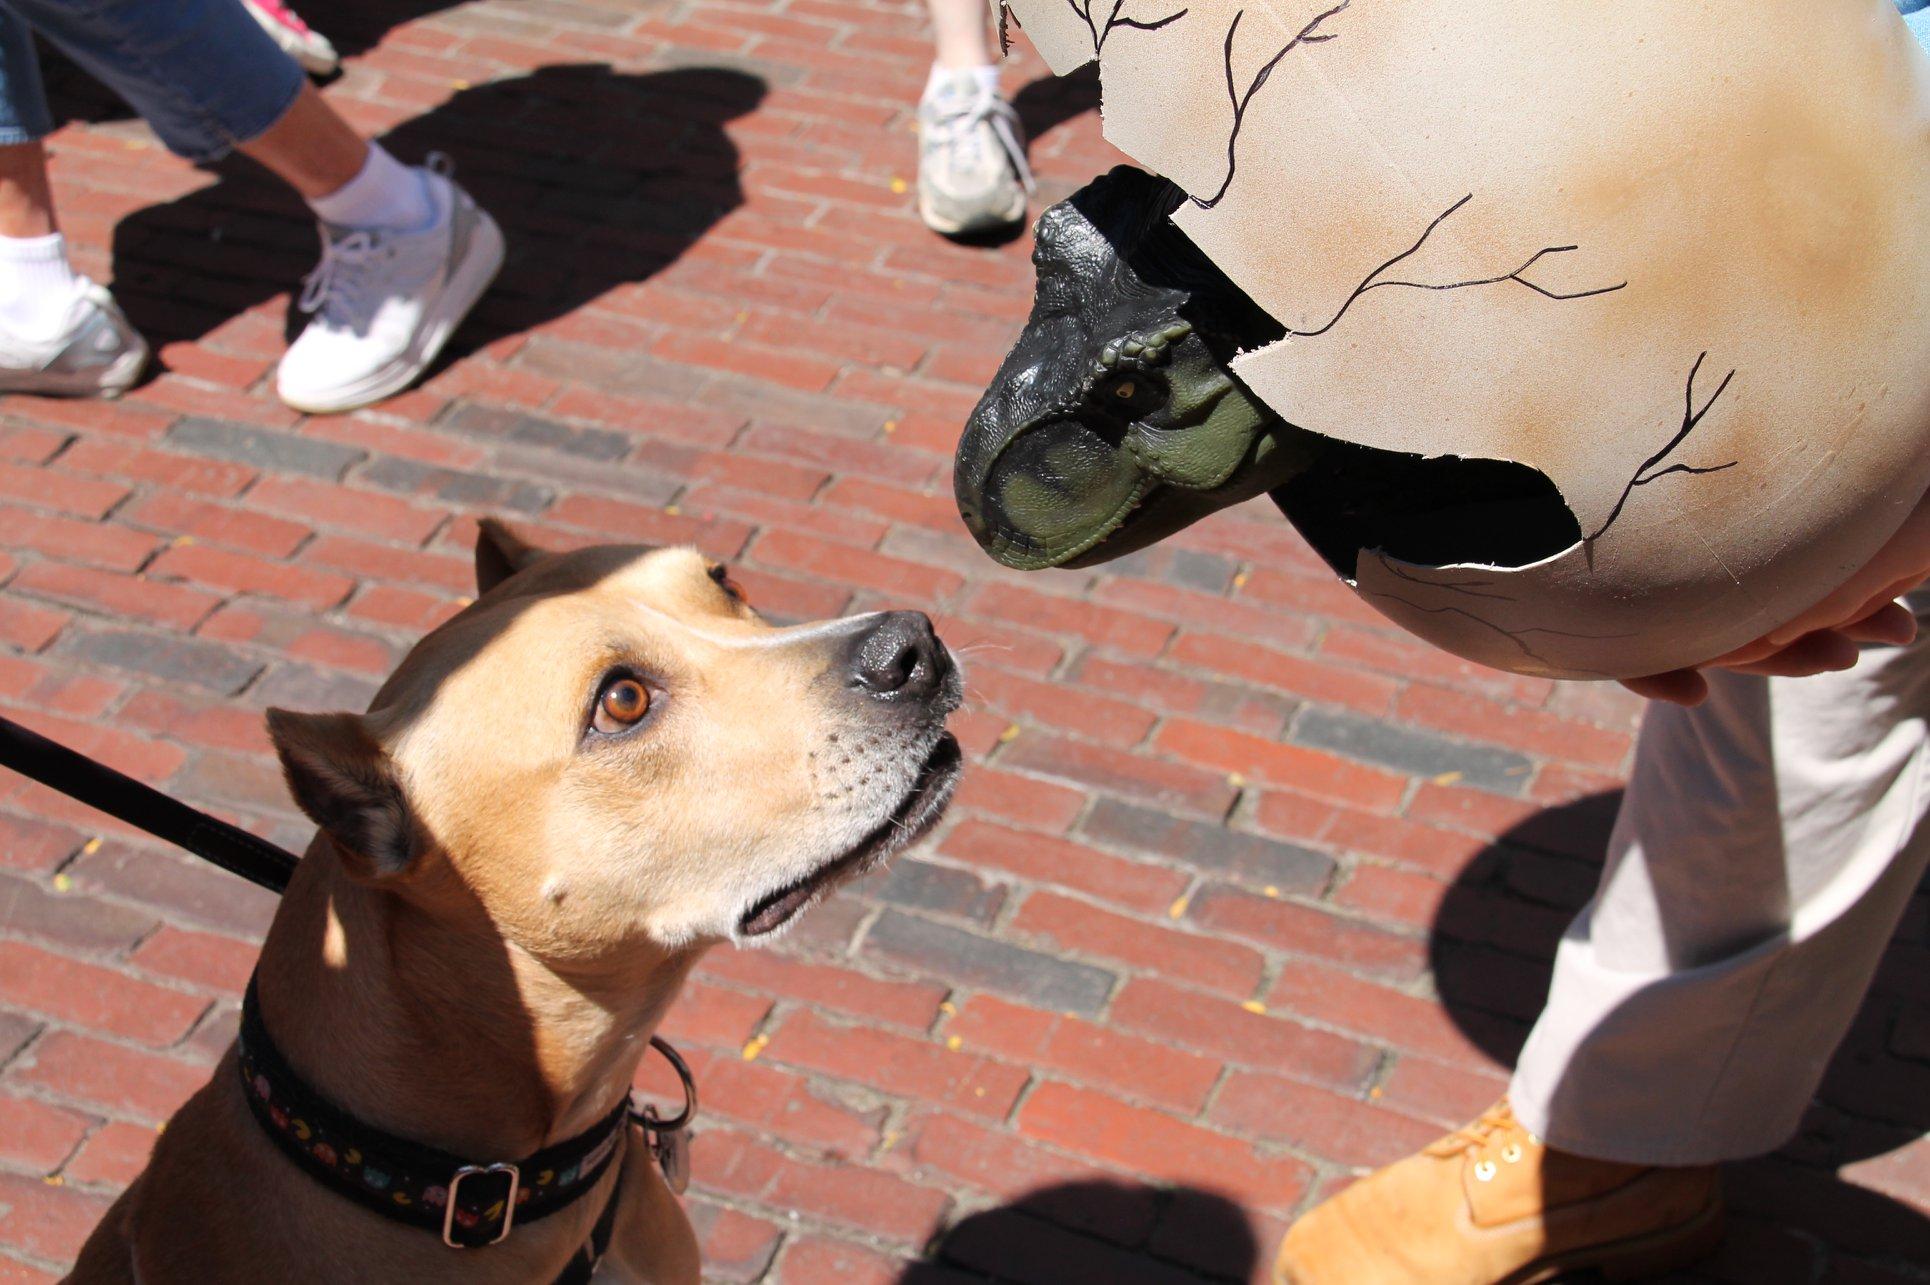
[243,0,341,78]
[276,159,504,415]
[917,70,1033,236]
[0,280,149,399]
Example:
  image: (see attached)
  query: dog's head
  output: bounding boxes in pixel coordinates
[266,521,962,960]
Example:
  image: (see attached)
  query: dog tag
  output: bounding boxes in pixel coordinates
[643,1108,690,1195]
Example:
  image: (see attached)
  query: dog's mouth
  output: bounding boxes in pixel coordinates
[737,733,964,938]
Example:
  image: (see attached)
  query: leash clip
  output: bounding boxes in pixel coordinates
[444,1161,521,1247]
[632,1036,697,1195]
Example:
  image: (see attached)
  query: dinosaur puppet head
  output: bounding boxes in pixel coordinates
[953,166,1304,570]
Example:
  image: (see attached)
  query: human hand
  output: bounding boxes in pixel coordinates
[1620,487,1930,705]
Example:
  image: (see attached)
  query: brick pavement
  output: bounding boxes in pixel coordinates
[0,1,1926,1281]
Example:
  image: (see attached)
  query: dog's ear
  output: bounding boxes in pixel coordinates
[474,518,549,595]
[267,709,417,879]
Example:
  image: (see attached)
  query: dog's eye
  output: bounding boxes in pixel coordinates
[592,677,650,734]
[708,563,749,607]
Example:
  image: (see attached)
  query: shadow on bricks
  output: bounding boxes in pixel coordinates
[1428,791,1930,1278]
[900,1179,1258,1284]
[101,63,765,371]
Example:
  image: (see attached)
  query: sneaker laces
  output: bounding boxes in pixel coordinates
[298,228,386,329]
[927,85,1035,194]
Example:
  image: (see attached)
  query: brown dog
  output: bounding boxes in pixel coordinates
[67,521,963,1283]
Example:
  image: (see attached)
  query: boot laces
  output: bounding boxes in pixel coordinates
[1431,1101,1530,1161]
[929,87,1035,193]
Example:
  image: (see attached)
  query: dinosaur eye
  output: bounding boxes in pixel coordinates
[592,676,651,734]
[1114,381,1137,399]
[1096,370,1165,415]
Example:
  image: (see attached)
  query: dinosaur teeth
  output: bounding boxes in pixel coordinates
[1099,344,1120,367]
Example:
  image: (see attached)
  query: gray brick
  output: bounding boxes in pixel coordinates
[519,340,710,400]
[247,661,380,712]
[167,417,365,479]
[55,626,262,695]
[1082,799,1334,895]
[68,839,278,937]
[358,455,552,513]
[1291,707,1533,794]
[0,872,158,954]
[863,909,1115,1016]
[1108,545,1239,595]
[443,403,633,463]
[868,858,1004,927]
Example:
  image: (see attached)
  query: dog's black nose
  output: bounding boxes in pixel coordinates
[850,611,946,698]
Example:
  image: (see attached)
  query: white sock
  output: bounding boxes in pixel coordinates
[307,143,435,233]
[925,63,1002,101]
[0,232,84,342]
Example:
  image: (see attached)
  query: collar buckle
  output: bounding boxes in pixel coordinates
[443,1162,521,1247]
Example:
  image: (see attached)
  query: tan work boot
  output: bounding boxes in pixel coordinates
[1274,1100,1724,1284]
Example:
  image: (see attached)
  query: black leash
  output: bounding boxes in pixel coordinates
[0,712,695,1276]
[0,713,298,893]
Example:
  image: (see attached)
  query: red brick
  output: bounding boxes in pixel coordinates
[1319,622,1555,707]
[0,1170,112,1264]
[751,529,961,602]
[655,979,773,1051]
[1395,685,1633,771]
[11,562,219,630]
[1001,733,1237,819]
[301,534,473,593]
[765,1155,951,1242]
[947,765,1086,832]
[697,948,944,1029]
[1010,889,1265,997]
[763,1010,1028,1118]
[679,1054,882,1158]
[1188,885,1428,982]
[0,596,69,652]
[0,942,208,1047]
[7,1032,207,1123]
[1018,1082,1312,1213]
[949,995,1222,1113]
[0,461,126,519]
[0,1094,89,1173]
[776,1236,902,1285]
[344,584,464,633]
[118,690,272,756]
[119,491,311,558]
[0,813,85,875]
[56,439,254,497]
[965,667,1157,744]
[0,506,155,571]
[941,820,1189,916]
[61,1120,157,1188]
[245,476,445,544]
[1109,977,1378,1090]
[546,494,752,561]
[690,450,828,502]
[1156,719,1409,812]
[1267,960,1503,1071]
[128,926,259,996]
[148,544,352,611]
[1333,863,1451,930]
[1376,1055,1510,1127]
[963,583,1174,658]
[1171,632,1399,715]
[1209,1070,1445,1169]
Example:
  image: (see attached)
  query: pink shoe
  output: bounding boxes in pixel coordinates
[244,0,341,77]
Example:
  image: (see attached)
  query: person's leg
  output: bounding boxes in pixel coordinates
[1512,591,1930,1162]
[0,7,146,395]
[917,0,1030,236]
[1275,594,1930,1284]
[3,0,500,411]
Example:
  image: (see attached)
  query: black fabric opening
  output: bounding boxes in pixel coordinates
[1273,435,1582,576]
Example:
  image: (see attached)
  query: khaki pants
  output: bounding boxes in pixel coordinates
[1510,592,1930,1166]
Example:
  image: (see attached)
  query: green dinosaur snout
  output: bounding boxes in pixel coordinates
[954,167,1298,570]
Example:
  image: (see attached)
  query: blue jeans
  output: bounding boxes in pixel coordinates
[0,0,302,161]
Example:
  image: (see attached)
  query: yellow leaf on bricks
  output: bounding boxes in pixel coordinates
[1167,894,1190,919]
[945,1035,962,1051]
[741,1034,769,1061]
[1241,1000,1267,1015]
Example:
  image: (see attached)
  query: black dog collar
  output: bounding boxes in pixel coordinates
[237,973,679,1250]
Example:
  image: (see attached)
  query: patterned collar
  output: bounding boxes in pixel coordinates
[237,973,635,1249]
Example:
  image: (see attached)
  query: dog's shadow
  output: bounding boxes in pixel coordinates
[900,1179,1259,1284]
[101,62,765,369]
[1428,791,1930,1280]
